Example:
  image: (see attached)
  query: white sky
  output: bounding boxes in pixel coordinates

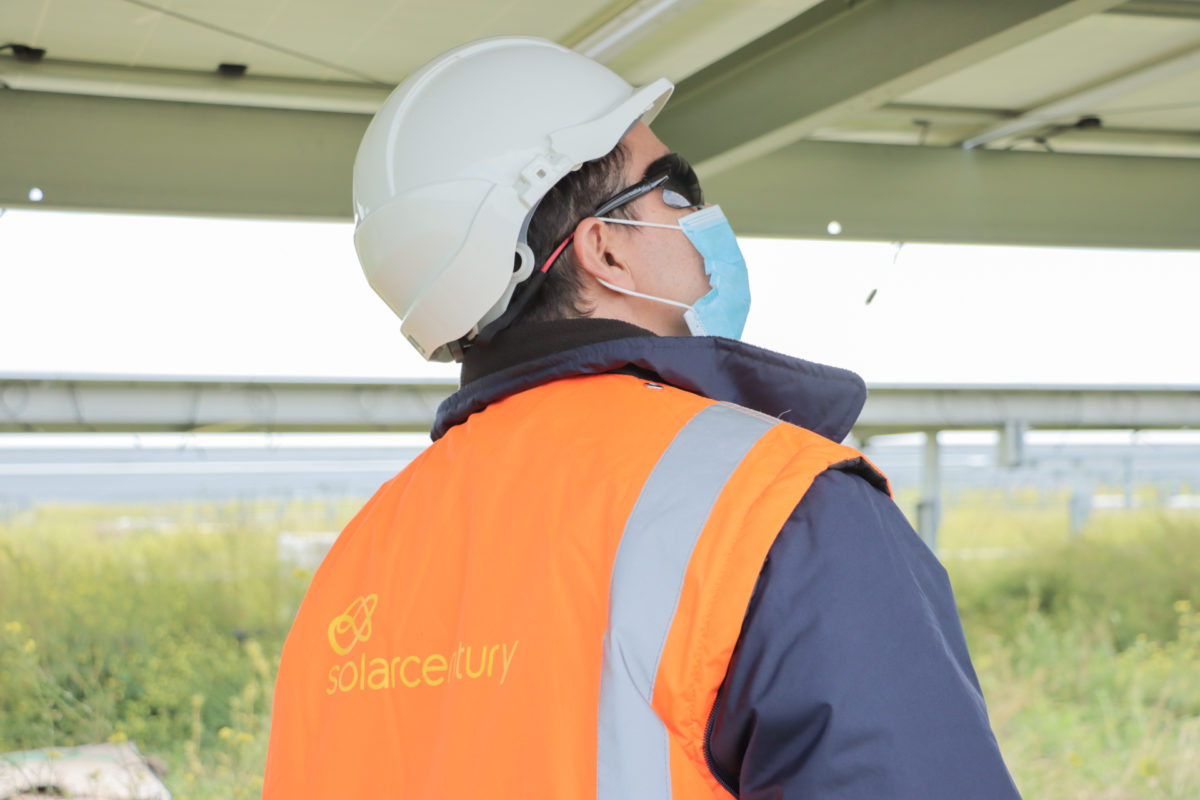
[0,208,1196,385]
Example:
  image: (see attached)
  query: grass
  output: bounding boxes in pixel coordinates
[940,498,1200,798]
[0,501,337,799]
[1,498,1198,798]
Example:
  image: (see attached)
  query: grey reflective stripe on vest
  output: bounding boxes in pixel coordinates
[597,402,778,799]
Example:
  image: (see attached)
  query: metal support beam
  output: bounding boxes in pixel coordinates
[856,384,1200,435]
[704,139,1200,249]
[5,91,1199,249]
[653,0,1122,176]
[1107,0,1200,19]
[6,376,1197,436]
[0,91,368,218]
[0,56,389,114]
[571,0,704,63]
[962,44,1200,150]
[917,430,941,551]
[817,104,1200,157]
[0,374,457,433]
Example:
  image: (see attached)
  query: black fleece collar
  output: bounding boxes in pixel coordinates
[461,318,652,386]
[435,318,867,443]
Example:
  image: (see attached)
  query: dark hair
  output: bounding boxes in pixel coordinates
[516,143,635,323]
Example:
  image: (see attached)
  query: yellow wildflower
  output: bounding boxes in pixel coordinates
[218,727,234,740]
[3,621,20,634]
[23,639,36,654]
[1066,751,1083,768]
[107,731,128,743]
[1174,599,1192,614]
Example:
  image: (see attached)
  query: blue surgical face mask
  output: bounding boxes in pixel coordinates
[595,205,751,339]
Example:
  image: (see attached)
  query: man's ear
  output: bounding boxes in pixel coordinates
[571,217,635,290]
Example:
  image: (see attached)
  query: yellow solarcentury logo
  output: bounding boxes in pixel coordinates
[328,594,377,655]
[324,593,518,695]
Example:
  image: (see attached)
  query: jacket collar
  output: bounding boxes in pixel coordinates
[433,319,867,442]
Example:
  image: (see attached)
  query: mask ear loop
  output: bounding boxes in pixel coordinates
[594,217,710,336]
[595,278,709,336]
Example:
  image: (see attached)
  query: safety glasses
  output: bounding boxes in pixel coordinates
[473,153,704,345]
[591,152,704,218]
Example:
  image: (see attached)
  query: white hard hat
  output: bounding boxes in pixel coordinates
[353,36,673,361]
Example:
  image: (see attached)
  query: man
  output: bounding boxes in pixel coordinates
[264,36,1021,799]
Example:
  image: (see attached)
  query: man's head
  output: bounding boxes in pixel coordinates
[520,123,710,337]
[351,36,744,361]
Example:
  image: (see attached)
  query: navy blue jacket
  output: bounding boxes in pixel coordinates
[435,320,1021,799]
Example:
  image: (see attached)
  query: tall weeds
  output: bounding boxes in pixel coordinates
[1,502,1197,798]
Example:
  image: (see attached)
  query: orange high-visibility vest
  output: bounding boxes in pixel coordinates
[264,373,887,799]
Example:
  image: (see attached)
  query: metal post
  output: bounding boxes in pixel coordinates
[1123,454,1136,509]
[998,419,1027,468]
[917,430,941,552]
[1069,486,1092,537]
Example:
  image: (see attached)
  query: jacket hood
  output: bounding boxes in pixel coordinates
[432,330,867,443]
